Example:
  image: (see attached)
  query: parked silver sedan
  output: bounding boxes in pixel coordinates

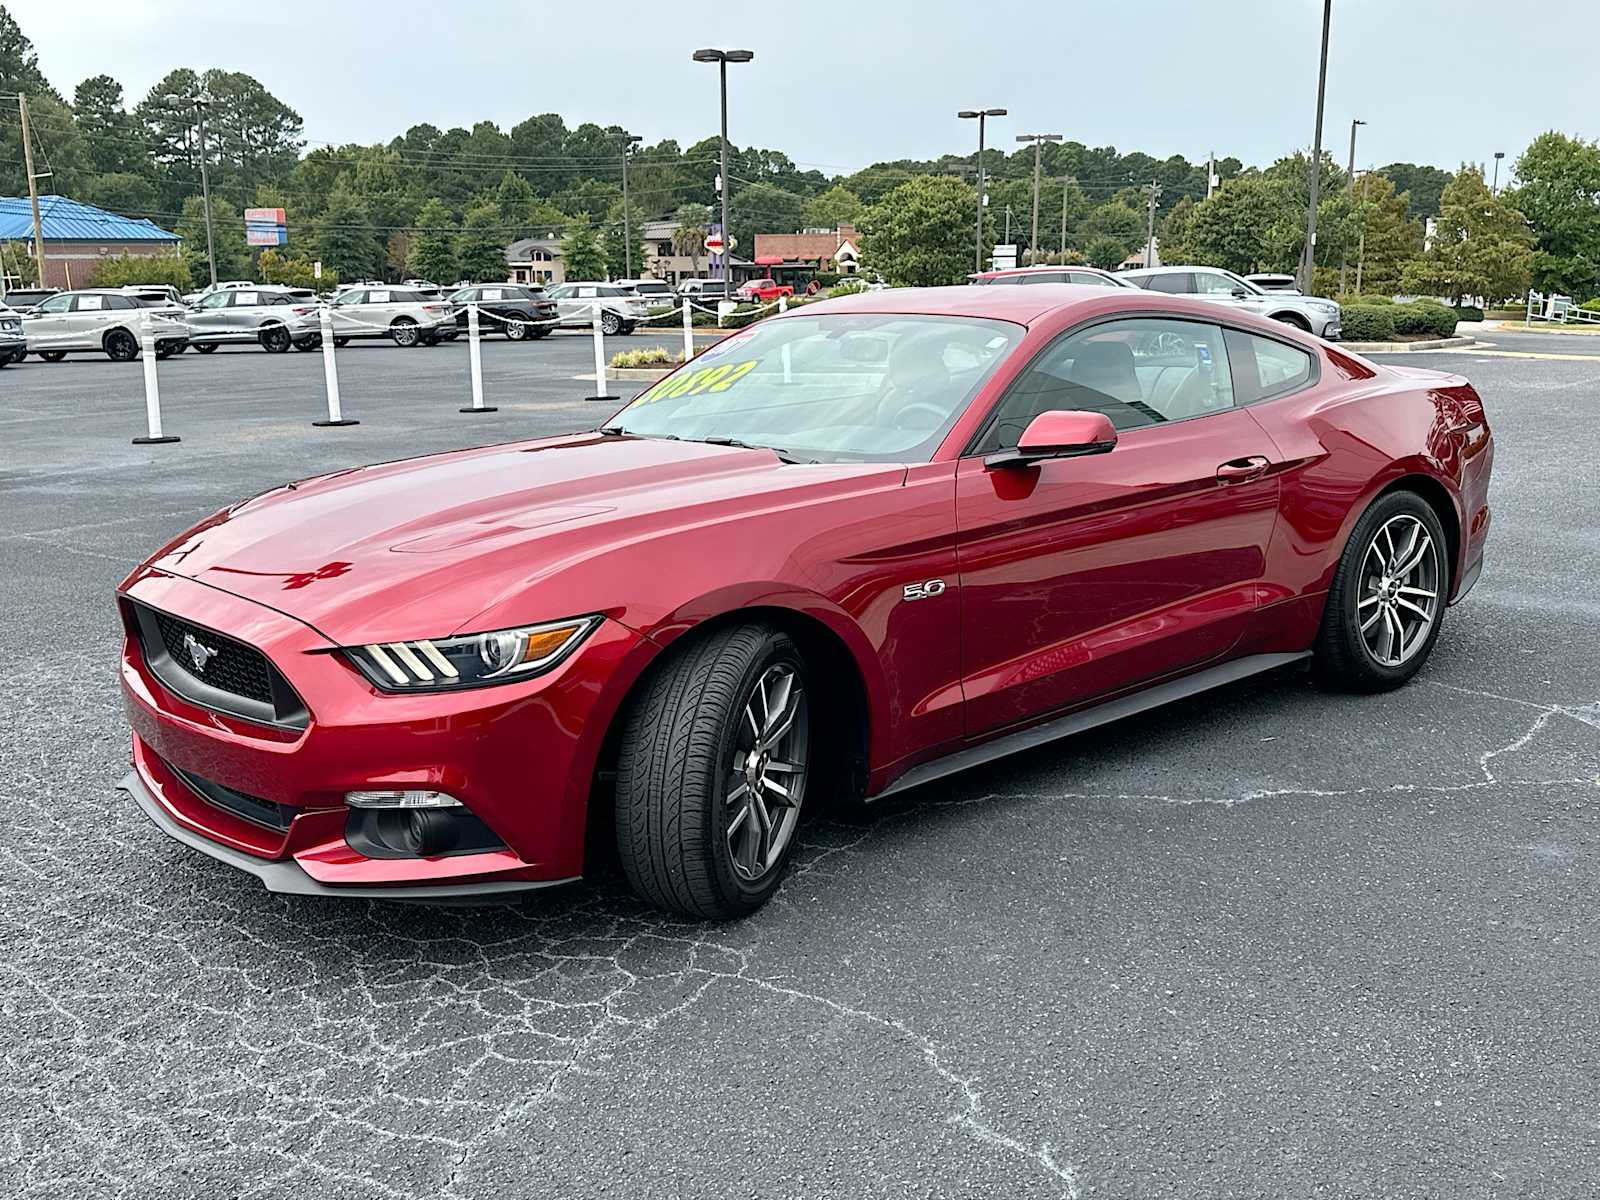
[185,286,323,354]
[326,286,457,347]
[1120,266,1342,339]
[544,282,649,335]
[22,288,190,361]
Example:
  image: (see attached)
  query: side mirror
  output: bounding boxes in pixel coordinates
[986,410,1118,470]
[1231,287,1251,299]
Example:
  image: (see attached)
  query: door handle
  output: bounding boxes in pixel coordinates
[1216,456,1270,483]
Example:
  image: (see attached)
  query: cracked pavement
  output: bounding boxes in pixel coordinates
[2,332,1597,1197]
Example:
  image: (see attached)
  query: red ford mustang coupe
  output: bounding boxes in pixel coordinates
[117,285,1493,918]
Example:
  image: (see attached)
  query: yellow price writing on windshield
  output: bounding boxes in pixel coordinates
[638,359,758,404]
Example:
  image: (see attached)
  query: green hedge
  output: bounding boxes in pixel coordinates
[1335,293,1393,305]
[1453,305,1484,323]
[1340,305,1396,341]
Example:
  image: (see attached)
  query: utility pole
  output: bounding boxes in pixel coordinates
[1003,205,1012,245]
[197,96,217,286]
[1354,168,1370,293]
[1299,0,1333,294]
[692,49,754,284]
[619,132,642,278]
[18,95,46,287]
[1061,175,1073,256]
[1143,180,1162,268]
[1339,117,1366,294]
[959,108,1006,272]
[1017,133,1062,265]
[1492,150,1505,195]
[1206,150,1217,199]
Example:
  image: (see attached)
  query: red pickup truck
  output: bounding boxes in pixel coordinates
[736,278,794,302]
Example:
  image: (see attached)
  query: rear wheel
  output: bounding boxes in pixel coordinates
[292,334,321,352]
[615,624,810,919]
[194,342,219,354]
[505,318,529,341]
[258,325,292,354]
[390,318,420,347]
[333,337,350,348]
[1272,312,1312,333]
[1314,490,1449,692]
[104,328,138,362]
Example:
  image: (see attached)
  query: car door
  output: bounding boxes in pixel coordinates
[24,291,74,348]
[329,289,367,336]
[224,290,264,337]
[954,315,1283,735]
[187,290,234,340]
[69,293,115,345]
[1191,270,1258,315]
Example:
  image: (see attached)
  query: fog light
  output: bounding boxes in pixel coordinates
[345,789,461,809]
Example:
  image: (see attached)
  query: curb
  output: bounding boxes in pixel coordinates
[607,367,674,381]
[1341,335,1478,353]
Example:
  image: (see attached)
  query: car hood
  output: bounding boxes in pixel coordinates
[141,433,905,645]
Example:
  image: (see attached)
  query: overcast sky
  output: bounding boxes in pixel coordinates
[9,0,1586,179]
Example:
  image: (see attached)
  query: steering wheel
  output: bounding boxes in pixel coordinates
[889,399,949,431]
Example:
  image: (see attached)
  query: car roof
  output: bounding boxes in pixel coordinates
[798,283,1147,325]
[1123,265,1225,277]
[970,265,1115,279]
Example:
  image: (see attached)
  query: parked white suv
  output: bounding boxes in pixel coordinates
[326,286,457,347]
[22,289,190,361]
[544,282,649,335]
[1120,266,1342,339]
[185,286,324,354]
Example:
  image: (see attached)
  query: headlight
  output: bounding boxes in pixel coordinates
[343,616,600,691]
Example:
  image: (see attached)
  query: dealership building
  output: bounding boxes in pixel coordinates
[0,195,181,289]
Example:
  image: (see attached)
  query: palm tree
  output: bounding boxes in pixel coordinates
[673,203,712,278]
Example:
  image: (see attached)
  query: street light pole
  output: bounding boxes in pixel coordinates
[693,49,754,285]
[1339,117,1366,294]
[1017,133,1062,265]
[167,90,217,286]
[17,94,47,289]
[959,108,1006,272]
[1299,0,1333,294]
[619,132,642,278]
[1492,150,1505,194]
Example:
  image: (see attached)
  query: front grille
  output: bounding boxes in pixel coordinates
[150,609,274,704]
[172,764,294,831]
[128,601,308,730]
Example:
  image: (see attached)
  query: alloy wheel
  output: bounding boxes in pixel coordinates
[725,663,808,883]
[1358,513,1440,668]
[391,320,419,347]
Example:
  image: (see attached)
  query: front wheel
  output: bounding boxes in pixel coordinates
[615,624,810,919]
[104,328,139,362]
[194,342,219,354]
[1314,491,1449,692]
[505,318,529,341]
[333,337,350,348]
[600,311,622,336]
[391,318,420,347]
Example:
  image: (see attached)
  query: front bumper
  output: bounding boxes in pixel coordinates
[118,569,654,896]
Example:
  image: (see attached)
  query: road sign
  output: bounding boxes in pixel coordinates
[313,260,322,279]
[704,234,725,254]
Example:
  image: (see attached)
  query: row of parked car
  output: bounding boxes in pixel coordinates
[0,278,678,363]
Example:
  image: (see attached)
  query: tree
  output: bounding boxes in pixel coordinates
[672,203,711,277]
[455,202,509,282]
[408,197,457,283]
[1510,132,1600,298]
[1334,173,1422,297]
[175,195,250,281]
[801,184,863,230]
[258,248,336,292]
[313,179,382,280]
[560,215,607,281]
[1084,236,1129,270]
[0,6,56,99]
[83,173,159,219]
[599,201,647,280]
[1164,174,1299,274]
[859,175,981,286]
[1377,162,1453,220]
[1079,202,1145,261]
[729,181,804,259]
[89,252,192,290]
[1402,168,1532,304]
[73,75,141,175]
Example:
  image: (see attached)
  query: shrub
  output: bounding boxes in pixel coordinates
[829,279,868,298]
[609,347,682,368]
[1453,304,1484,322]
[812,272,841,288]
[1340,305,1396,342]
[1582,297,1600,312]
[1334,292,1393,305]
[88,252,193,290]
[1386,300,1458,338]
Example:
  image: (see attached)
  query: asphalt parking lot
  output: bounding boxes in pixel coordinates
[3,325,1597,1198]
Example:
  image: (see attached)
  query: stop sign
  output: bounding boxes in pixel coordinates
[704,234,725,254]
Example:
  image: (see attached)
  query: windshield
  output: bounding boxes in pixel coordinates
[607,313,1023,463]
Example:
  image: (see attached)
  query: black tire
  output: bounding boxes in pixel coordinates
[259,325,292,354]
[292,334,321,352]
[105,328,139,362]
[421,332,440,347]
[621,322,636,336]
[600,310,623,336]
[40,350,66,362]
[333,337,350,348]
[194,342,219,354]
[1313,490,1450,693]
[530,328,551,339]
[154,344,174,360]
[1272,312,1312,333]
[615,624,811,919]
[390,318,420,347]
[505,318,529,341]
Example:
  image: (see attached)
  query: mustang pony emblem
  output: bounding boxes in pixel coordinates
[182,632,218,673]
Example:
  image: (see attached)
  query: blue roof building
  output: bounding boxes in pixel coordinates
[0,195,180,288]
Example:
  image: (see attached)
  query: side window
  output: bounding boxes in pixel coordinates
[1067,272,1109,287]
[232,291,260,307]
[1141,273,1193,294]
[368,289,392,304]
[974,318,1235,453]
[576,286,597,299]
[75,294,106,312]
[1223,328,1316,403]
[35,293,71,314]
[479,287,503,301]
[200,292,231,308]
[1193,272,1243,297]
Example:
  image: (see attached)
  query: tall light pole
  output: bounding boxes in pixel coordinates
[1017,133,1061,265]
[1298,0,1333,295]
[167,90,217,286]
[618,132,642,278]
[1339,117,1366,294]
[16,95,48,290]
[692,48,753,284]
[1492,150,1506,194]
[958,109,1006,272]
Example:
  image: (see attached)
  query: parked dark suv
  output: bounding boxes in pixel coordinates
[448,284,559,340]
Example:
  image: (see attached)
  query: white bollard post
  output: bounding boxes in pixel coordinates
[777,292,792,383]
[132,310,178,444]
[459,301,497,413]
[586,304,617,402]
[313,304,357,426]
[778,293,788,314]
[681,296,694,365]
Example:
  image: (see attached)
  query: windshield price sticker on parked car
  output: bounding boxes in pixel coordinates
[638,360,758,404]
